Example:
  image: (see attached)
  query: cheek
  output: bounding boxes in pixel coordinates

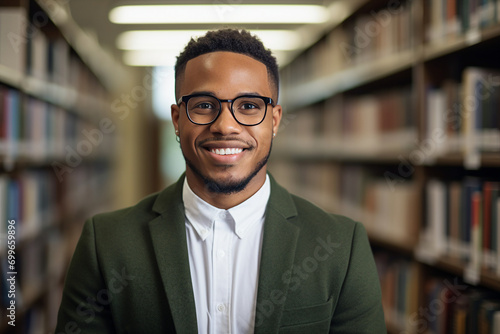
[249,127,273,149]
[179,123,200,152]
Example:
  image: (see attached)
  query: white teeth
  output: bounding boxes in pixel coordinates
[211,148,243,156]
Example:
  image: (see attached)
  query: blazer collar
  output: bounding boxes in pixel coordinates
[148,174,198,333]
[255,174,301,333]
[149,173,300,333]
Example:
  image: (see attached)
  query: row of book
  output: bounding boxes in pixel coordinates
[0,229,65,332]
[277,87,416,156]
[0,163,114,244]
[422,277,500,334]
[0,170,59,243]
[0,6,107,106]
[0,85,116,165]
[426,67,500,168]
[268,162,419,246]
[427,0,500,42]
[376,249,500,334]
[340,0,414,65]
[280,0,414,87]
[418,178,500,276]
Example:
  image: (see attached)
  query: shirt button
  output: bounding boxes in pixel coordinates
[217,304,225,312]
[200,229,208,236]
[217,250,225,258]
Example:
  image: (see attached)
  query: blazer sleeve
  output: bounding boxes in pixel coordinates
[55,218,116,333]
[330,222,387,334]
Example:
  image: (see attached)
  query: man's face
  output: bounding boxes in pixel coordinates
[171,51,282,195]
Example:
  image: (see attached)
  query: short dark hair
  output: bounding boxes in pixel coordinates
[174,28,279,100]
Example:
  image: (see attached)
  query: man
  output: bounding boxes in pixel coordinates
[56,29,386,334]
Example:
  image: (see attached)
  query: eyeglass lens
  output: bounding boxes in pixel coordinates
[187,95,266,125]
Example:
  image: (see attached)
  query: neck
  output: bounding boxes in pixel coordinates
[185,169,267,209]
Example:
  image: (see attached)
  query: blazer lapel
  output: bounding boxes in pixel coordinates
[148,175,198,334]
[254,175,301,334]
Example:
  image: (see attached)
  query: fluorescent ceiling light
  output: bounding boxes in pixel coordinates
[123,49,293,67]
[109,5,329,24]
[117,30,302,51]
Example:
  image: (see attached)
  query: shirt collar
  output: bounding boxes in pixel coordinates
[182,175,271,240]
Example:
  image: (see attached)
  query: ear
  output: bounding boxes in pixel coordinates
[171,103,180,133]
[271,104,282,136]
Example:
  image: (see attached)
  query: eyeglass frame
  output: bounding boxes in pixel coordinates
[176,93,275,126]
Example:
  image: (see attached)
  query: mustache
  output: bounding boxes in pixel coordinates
[198,136,254,148]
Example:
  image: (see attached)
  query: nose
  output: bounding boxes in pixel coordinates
[209,102,242,135]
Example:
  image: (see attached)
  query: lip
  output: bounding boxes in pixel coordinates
[201,140,249,150]
[199,141,248,164]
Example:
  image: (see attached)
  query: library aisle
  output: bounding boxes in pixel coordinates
[1,0,500,333]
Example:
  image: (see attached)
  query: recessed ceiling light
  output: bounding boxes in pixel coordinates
[109,5,329,24]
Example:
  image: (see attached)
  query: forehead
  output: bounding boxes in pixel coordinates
[181,51,271,96]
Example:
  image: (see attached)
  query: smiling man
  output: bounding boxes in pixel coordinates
[56,29,386,334]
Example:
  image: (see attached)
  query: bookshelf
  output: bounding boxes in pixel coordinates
[0,0,129,333]
[270,0,500,333]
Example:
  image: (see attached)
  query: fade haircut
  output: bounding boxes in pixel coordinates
[174,28,279,101]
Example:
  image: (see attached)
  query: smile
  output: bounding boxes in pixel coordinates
[210,148,244,155]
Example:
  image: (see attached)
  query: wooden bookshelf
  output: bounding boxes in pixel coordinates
[0,0,127,333]
[272,0,500,332]
[273,130,416,163]
[431,152,500,167]
[281,50,415,111]
[418,255,500,292]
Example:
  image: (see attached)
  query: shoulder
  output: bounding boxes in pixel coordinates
[91,175,184,226]
[92,190,160,227]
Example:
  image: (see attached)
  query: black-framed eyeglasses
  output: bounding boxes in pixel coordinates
[177,94,274,126]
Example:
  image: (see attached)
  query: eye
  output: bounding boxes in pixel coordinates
[240,103,258,110]
[195,102,215,109]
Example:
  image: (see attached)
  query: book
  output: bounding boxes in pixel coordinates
[449,181,463,256]
[467,190,483,283]
[462,67,500,168]
[27,27,48,81]
[0,7,26,75]
[427,179,448,256]
[483,182,500,269]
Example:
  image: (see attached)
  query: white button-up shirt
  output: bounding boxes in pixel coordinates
[183,175,271,334]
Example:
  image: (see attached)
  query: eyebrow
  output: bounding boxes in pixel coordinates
[188,91,265,98]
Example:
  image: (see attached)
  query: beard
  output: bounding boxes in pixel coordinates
[183,143,272,195]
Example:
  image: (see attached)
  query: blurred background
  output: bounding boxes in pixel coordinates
[1,0,500,333]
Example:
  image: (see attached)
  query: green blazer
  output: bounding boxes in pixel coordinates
[55,174,386,333]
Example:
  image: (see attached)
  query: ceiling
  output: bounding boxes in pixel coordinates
[63,0,351,68]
